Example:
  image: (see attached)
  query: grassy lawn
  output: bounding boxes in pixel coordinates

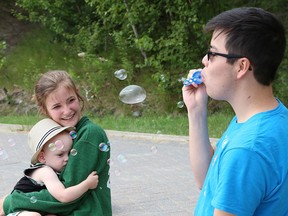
[0,111,233,138]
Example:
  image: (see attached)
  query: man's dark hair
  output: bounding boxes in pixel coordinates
[205,7,286,85]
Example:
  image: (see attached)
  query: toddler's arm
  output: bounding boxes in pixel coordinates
[36,166,98,203]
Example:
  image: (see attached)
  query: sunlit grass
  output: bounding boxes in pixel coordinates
[0,111,233,138]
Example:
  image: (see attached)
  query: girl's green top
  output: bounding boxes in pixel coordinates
[4,116,112,216]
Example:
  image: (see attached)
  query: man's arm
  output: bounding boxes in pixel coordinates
[182,69,214,189]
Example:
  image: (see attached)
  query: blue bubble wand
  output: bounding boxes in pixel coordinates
[183,70,203,86]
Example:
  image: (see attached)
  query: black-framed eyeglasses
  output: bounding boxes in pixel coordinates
[207,51,244,61]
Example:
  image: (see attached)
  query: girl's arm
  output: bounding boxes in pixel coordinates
[35,166,98,203]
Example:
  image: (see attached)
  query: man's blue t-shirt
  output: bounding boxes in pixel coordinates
[194,100,288,216]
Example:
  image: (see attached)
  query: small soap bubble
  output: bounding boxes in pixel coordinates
[48,143,56,151]
[54,140,64,150]
[0,148,8,160]
[114,69,127,80]
[132,110,141,117]
[99,143,109,152]
[151,146,158,154]
[114,169,121,176]
[177,101,184,108]
[77,52,85,58]
[69,131,77,139]
[160,74,166,82]
[117,154,127,163]
[119,85,146,104]
[70,149,77,156]
[178,77,186,83]
[106,140,111,147]
[8,138,16,147]
[30,196,37,203]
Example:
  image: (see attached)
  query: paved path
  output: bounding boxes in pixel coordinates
[0,124,216,215]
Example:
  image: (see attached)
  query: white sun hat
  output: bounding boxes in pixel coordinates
[29,118,75,164]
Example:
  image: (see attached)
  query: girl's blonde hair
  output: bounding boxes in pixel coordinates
[34,70,85,115]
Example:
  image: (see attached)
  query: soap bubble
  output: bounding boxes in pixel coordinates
[114,69,127,80]
[114,169,121,176]
[151,146,158,154]
[48,143,56,151]
[54,140,64,150]
[132,110,141,117]
[30,196,37,203]
[99,143,109,152]
[177,101,184,108]
[70,149,77,156]
[117,154,127,163]
[8,138,16,147]
[119,85,146,104]
[0,148,8,160]
[77,52,85,58]
[69,131,77,139]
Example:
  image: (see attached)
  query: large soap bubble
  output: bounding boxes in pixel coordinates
[119,85,146,104]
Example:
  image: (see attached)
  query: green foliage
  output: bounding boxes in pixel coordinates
[8,0,288,109]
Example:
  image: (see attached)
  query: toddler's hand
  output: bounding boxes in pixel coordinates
[86,171,99,189]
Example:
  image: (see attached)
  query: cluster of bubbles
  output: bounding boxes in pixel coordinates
[47,130,78,156]
[114,69,147,105]
[97,140,127,177]
[48,140,64,151]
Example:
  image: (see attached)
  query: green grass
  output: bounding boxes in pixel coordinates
[0,111,233,138]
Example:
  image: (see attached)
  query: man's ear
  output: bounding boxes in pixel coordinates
[38,151,46,163]
[236,57,251,79]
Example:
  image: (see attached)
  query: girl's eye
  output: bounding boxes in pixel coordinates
[52,105,61,110]
[68,97,76,103]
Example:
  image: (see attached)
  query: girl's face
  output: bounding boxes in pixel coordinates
[45,85,81,127]
[39,132,73,172]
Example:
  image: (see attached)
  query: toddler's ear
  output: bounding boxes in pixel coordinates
[38,152,46,163]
